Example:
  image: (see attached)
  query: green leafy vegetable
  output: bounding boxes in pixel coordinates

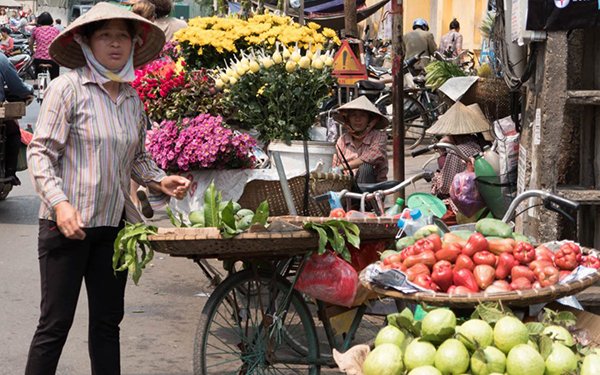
[113,222,157,285]
[303,219,361,262]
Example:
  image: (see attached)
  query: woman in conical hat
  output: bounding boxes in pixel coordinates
[25,3,190,373]
[428,102,490,224]
[332,96,389,183]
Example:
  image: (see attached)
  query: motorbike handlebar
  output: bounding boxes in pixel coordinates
[411,146,431,157]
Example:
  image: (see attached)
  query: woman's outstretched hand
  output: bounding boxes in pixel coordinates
[157,176,191,200]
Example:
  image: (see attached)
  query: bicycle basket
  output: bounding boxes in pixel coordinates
[475,170,517,219]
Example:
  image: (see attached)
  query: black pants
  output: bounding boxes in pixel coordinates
[25,219,127,375]
[33,58,60,80]
[4,119,20,178]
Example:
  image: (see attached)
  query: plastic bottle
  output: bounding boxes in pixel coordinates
[397,208,429,236]
[482,145,500,176]
[474,153,503,218]
[384,197,405,217]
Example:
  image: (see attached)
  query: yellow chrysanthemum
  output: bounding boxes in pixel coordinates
[308,22,320,30]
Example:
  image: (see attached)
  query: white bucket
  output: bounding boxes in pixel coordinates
[268,140,336,172]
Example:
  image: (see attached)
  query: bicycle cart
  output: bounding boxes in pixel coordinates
[148,216,400,374]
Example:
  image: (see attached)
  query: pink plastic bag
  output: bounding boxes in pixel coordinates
[295,252,359,307]
[450,170,486,217]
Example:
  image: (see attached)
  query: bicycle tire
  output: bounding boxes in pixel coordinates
[375,93,429,149]
[194,269,321,375]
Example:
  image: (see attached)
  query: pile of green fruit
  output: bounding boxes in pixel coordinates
[167,181,268,238]
[360,304,600,375]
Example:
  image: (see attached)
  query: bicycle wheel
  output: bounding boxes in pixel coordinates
[403,96,429,149]
[194,269,321,375]
[375,94,429,150]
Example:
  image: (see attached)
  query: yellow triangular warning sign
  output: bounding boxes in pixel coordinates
[332,40,366,75]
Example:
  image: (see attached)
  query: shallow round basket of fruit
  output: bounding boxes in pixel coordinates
[359,218,600,308]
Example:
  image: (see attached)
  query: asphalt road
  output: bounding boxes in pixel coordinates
[0,98,433,374]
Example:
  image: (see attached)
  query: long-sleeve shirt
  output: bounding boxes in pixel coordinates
[27,66,167,227]
[431,140,481,198]
[333,129,388,182]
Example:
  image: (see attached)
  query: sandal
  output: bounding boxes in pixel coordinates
[136,188,154,219]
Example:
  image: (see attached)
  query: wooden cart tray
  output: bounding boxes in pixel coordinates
[360,248,600,308]
[148,227,319,259]
[148,217,399,259]
[275,216,399,241]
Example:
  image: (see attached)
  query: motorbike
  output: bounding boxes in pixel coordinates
[0,119,29,200]
[8,52,35,80]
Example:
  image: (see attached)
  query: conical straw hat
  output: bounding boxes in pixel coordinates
[335,96,389,129]
[467,103,493,141]
[426,101,491,135]
[49,2,165,69]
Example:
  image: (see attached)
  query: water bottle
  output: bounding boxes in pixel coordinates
[384,197,405,217]
[474,153,503,218]
[482,145,500,176]
[397,208,429,236]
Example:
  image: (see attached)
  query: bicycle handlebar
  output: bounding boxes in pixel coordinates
[410,142,471,163]
[502,190,579,223]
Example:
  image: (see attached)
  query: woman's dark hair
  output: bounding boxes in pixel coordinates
[449,18,460,30]
[147,0,173,18]
[36,11,53,26]
[0,27,10,34]
[80,19,138,40]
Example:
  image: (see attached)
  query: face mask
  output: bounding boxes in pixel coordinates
[74,33,140,83]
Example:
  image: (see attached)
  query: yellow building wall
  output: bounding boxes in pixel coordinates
[398,0,487,51]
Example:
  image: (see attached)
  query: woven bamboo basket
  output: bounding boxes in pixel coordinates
[360,248,600,308]
[462,77,512,120]
[237,172,353,217]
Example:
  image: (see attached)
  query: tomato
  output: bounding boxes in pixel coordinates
[582,255,600,269]
[431,260,453,292]
[534,265,559,287]
[462,233,489,257]
[329,208,346,218]
[435,243,462,263]
[510,277,532,291]
[535,245,555,262]
[425,233,443,252]
[495,252,517,280]
[473,264,495,290]
[403,250,436,269]
[455,254,475,271]
[453,268,479,292]
[412,274,440,291]
[414,238,436,253]
[473,251,497,266]
[511,265,536,283]
[405,263,430,281]
[554,245,581,271]
[513,242,536,264]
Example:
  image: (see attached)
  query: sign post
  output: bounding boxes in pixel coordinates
[391,0,404,194]
[331,39,368,103]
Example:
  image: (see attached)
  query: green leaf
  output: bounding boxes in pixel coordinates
[221,201,237,230]
[309,224,328,254]
[203,180,221,228]
[251,200,270,226]
[526,322,546,335]
[539,335,554,360]
[166,206,182,228]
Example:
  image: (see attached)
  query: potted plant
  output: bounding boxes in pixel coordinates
[218,45,337,171]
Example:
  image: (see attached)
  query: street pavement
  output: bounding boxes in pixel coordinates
[0,98,433,374]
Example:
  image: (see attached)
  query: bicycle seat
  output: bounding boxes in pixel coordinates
[356,80,386,91]
[38,63,53,69]
[413,76,426,85]
[357,180,401,193]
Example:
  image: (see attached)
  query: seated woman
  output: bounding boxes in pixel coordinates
[0,27,13,54]
[332,96,389,183]
[426,102,490,224]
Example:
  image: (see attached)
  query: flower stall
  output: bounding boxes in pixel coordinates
[133,13,348,217]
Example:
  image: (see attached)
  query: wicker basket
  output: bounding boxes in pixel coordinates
[237,172,352,217]
[462,77,512,120]
[360,248,600,308]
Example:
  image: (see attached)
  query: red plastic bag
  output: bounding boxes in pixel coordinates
[295,252,359,307]
[450,170,486,217]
